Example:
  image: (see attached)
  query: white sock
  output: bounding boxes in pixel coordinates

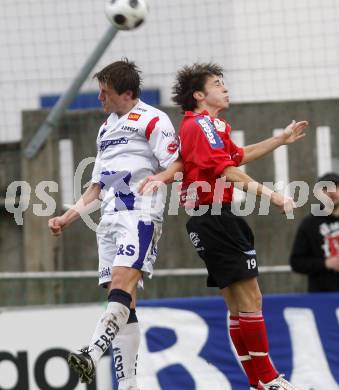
[88,302,130,365]
[113,322,140,389]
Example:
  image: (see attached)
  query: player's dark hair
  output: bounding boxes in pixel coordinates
[317,172,339,186]
[172,63,224,111]
[94,58,142,98]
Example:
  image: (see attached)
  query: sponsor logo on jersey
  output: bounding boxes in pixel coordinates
[162,130,176,137]
[121,125,138,133]
[196,118,224,148]
[167,141,179,154]
[136,107,147,112]
[128,112,141,121]
[100,137,128,151]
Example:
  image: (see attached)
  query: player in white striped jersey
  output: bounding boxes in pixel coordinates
[93,98,178,220]
[48,59,181,388]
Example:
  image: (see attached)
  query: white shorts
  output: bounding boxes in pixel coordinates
[97,211,162,287]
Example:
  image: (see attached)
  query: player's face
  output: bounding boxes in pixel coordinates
[202,75,230,112]
[98,82,127,115]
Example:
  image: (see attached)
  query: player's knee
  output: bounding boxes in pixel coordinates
[111,272,125,289]
[251,291,262,311]
[110,267,142,292]
[110,270,133,292]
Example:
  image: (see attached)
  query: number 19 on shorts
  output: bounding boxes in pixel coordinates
[246,258,257,269]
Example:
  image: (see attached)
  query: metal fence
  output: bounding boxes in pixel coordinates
[0,265,307,307]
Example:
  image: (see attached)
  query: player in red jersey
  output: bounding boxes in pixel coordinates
[141,63,308,390]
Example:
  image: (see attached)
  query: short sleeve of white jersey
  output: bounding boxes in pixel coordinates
[92,153,102,183]
[91,130,102,184]
[147,112,179,169]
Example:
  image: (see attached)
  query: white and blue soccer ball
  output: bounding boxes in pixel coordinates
[105,0,149,31]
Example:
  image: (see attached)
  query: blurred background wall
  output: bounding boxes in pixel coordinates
[1,0,339,142]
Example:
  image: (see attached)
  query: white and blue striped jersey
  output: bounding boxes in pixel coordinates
[92,99,179,220]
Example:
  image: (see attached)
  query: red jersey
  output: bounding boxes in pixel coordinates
[179,110,244,207]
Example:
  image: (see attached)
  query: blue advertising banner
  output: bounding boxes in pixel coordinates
[112,293,339,390]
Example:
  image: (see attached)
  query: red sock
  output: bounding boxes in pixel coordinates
[229,315,259,386]
[239,311,278,384]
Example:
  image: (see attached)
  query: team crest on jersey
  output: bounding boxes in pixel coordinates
[214,118,226,132]
[196,118,224,149]
[128,112,141,121]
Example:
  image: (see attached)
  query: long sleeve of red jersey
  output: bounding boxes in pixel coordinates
[228,138,244,167]
[182,116,243,176]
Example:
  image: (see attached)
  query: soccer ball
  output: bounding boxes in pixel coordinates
[105,0,149,31]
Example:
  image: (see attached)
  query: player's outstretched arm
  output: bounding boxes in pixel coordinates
[240,120,308,165]
[222,165,295,214]
[138,157,183,194]
[48,183,101,236]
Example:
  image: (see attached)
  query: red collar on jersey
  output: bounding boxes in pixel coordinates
[184,110,210,117]
[184,111,230,134]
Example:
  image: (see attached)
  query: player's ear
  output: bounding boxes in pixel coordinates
[123,90,134,99]
[193,90,205,102]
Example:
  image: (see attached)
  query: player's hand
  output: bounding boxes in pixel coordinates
[278,120,308,145]
[138,172,169,195]
[48,216,67,236]
[271,192,296,215]
[325,255,339,272]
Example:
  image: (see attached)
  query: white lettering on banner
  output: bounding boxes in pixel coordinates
[0,306,112,389]
[284,308,339,389]
[137,307,231,389]
[1,303,338,389]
